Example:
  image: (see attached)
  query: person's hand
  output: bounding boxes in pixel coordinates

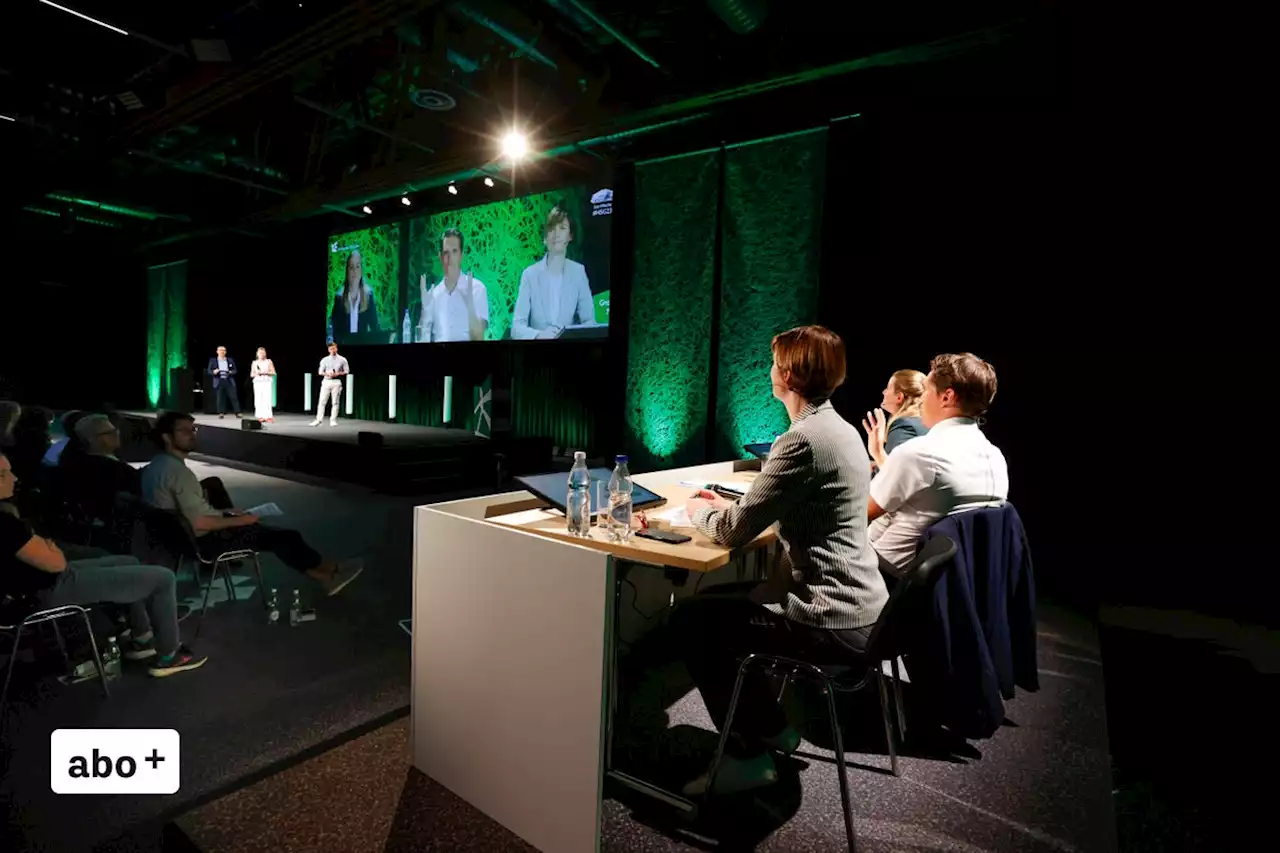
[536,325,563,340]
[862,407,887,465]
[239,513,260,526]
[419,273,431,307]
[686,489,731,518]
[459,271,473,301]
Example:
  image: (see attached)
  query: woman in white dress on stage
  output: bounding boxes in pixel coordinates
[251,347,276,422]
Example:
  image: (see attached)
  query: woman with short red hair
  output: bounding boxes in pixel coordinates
[677,325,888,797]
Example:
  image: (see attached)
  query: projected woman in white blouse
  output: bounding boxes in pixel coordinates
[510,206,595,340]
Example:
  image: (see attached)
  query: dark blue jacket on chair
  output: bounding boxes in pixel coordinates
[910,503,1039,739]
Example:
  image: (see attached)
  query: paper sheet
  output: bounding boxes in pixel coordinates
[246,502,283,518]
[650,505,693,528]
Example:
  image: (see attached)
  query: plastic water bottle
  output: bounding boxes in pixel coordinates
[102,636,122,681]
[267,588,280,625]
[566,451,591,537]
[606,455,633,542]
[289,589,301,627]
[402,309,412,344]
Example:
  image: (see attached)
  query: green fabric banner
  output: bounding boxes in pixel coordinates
[145,261,188,410]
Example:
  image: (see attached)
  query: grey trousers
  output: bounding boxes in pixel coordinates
[36,556,180,657]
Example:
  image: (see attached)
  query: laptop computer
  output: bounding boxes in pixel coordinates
[515,468,667,515]
[743,442,773,460]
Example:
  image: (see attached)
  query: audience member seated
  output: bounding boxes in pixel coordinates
[862,369,929,470]
[140,412,362,595]
[0,451,206,677]
[60,414,140,523]
[44,409,87,467]
[6,405,52,487]
[0,400,19,448]
[868,353,1009,575]
[675,325,889,796]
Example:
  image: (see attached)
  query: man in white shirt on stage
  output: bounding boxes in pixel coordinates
[417,228,489,343]
[867,352,1010,574]
[311,342,350,427]
[511,206,594,340]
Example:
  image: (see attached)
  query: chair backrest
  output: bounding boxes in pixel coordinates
[121,495,199,561]
[864,534,958,662]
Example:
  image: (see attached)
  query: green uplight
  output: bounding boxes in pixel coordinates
[22,205,122,228]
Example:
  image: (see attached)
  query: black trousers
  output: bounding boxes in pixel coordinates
[671,587,874,757]
[213,381,240,414]
[197,477,320,573]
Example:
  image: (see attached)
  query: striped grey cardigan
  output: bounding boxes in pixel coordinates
[693,400,889,630]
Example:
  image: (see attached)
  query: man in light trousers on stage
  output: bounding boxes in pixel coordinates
[311,341,349,427]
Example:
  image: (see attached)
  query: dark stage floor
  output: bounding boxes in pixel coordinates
[148,412,487,448]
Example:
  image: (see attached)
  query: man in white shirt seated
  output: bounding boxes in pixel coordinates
[141,412,362,596]
[510,206,594,340]
[868,353,1009,575]
[417,228,489,343]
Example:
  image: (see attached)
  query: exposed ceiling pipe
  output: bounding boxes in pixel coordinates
[552,0,661,70]
[295,96,435,154]
[129,149,290,195]
[707,0,768,35]
[452,4,558,70]
[126,0,444,138]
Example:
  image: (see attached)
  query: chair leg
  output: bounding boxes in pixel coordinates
[703,654,759,798]
[223,561,237,602]
[78,612,111,699]
[890,656,907,740]
[194,561,220,642]
[1,624,26,723]
[876,670,899,777]
[51,619,70,672]
[251,553,268,610]
[821,676,858,853]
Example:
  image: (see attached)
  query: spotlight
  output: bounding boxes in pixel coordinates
[484,177,495,188]
[447,183,458,196]
[362,205,372,214]
[501,130,528,161]
[401,196,411,206]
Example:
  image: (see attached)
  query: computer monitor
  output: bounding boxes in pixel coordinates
[515,468,667,515]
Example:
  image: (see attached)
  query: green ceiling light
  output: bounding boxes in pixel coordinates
[22,205,122,228]
[45,193,162,221]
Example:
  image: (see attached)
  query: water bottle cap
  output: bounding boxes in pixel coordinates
[615,454,629,463]
[574,450,586,459]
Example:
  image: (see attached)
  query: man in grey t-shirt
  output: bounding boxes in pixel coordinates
[311,341,349,427]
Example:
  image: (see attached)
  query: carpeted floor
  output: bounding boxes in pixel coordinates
[168,603,1115,853]
[0,460,419,852]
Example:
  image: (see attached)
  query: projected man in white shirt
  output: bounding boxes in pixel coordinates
[417,228,489,343]
[511,206,595,340]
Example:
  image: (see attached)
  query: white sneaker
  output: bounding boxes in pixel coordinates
[309,420,321,427]
[329,419,338,426]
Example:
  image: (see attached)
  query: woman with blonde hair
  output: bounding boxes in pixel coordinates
[862,369,929,469]
[329,250,381,341]
[250,347,277,422]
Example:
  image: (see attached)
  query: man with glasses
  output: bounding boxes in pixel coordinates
[141,412,362,596]
[59,413,141,526]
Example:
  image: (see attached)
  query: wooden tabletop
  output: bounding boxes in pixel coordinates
[484,473,773,573]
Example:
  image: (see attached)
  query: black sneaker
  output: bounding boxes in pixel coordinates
[123,637,157,661]
[148,645,207,678]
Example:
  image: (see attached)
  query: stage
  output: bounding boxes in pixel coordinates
[120,411,552,495]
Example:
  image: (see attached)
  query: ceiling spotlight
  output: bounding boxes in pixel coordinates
[447,183,458,196]
[501,130,528,161]
[362,205,372,214]
[483,177,495,188]
[401,196,411,206]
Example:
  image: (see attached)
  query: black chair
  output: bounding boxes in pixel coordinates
[1,599,110,726]
[701,534,959,853]
[129,500,266,640]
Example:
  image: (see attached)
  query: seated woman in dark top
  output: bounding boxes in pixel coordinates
[862,369,929,470]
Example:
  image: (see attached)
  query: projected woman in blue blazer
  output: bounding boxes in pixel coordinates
[511,206,594,340]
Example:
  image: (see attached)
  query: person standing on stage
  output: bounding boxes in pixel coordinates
[310,342,349,427]
[207,346,241,419]
[251,347,276,423]
[511,206,594,340]
[417,228,489,342]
